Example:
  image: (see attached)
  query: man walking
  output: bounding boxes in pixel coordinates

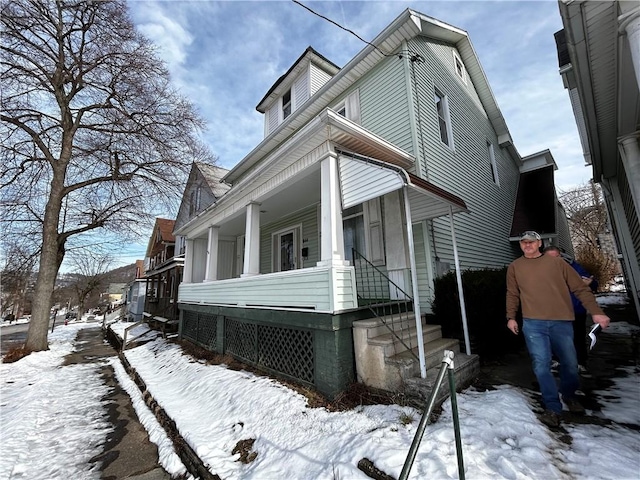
[543,246,598,373]
[506,231,610,427]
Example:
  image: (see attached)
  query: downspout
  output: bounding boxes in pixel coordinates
[449,206,471,355]
[403,186,427,378]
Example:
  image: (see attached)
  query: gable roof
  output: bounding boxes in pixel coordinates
[195,162,231,198]
[145,218,175,258]
[223,8,520,185]
[256,46,341,113]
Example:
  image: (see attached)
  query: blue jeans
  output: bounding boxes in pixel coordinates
[522,319,580,413]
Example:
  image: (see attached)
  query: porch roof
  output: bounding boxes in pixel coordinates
[338,152,468,221]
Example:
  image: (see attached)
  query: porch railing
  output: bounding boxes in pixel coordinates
[352,249,419,361]
[145,297,178,321]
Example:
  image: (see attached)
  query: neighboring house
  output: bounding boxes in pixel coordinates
[125,260,147,322]
[556,0,640,320]
[174,161,231,251]
[144,218,183,324]
[174,9,570,398]
[106,283,126,306]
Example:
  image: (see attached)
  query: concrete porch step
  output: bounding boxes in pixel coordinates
[404,352,481,408]
[368,323,443,357]
[388,336,461,370]
[354,313,423,339]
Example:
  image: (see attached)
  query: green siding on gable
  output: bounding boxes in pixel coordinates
[357,55,415,155]
[404,38,521,271]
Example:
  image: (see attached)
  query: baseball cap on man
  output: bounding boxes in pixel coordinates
[520,231,541,241]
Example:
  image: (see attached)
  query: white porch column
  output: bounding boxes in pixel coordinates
[619,6,640,89]
[183,238,194,283]
[403,186,426,378]
[619,133,640,217]
[242,202,261,277]
[317,153,348,267]
[449,206,471,356]
[205,226,219,282]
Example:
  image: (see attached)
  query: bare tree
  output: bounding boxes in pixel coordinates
[558,181,620,288]
[1,238,37,319]
[67,250,113,316]
[1,0,215,351]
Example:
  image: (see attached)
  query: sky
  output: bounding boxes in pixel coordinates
[101,0,595,269]
[1,294,639,479]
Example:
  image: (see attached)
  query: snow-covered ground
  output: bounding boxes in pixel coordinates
[1,295,639,479]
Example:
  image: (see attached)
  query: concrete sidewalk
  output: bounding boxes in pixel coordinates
[64,324,171,480]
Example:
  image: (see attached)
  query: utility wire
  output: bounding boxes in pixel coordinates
[291,0,424,62]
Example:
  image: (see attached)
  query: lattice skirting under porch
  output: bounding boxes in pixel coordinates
[179,305,366,399]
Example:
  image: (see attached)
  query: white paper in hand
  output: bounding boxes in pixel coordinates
[588,324,602,350]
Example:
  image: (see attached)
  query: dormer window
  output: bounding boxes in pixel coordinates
[282,89,292,120]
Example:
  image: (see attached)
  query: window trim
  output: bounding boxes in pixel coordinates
[271,224,302,272]
[453,51,467,84]
[487,141,500,186]
[434,88,455,151]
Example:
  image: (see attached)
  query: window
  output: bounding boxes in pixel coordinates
[333,89,361,124]
[343,204,365,263]
[434,88,454,149]
[342,199,384,265]
[453,53,467,84]
[189,184,202,216]
[282,89,292,120]
[487,142,500,185]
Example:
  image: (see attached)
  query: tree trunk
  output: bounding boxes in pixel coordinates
[25,175,66,352]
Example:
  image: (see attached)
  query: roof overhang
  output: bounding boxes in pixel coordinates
[338,152,468,220]
[558,1,640,181]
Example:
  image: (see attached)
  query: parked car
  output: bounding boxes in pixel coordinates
[65,311,77,320]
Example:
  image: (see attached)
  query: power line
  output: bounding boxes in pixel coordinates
[292,0,425,62]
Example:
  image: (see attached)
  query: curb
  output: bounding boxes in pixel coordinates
[104,326,221,480]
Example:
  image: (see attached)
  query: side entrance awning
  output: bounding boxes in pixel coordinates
[337,151,468,220]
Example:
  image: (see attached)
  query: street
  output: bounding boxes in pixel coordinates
[0,314,68,356]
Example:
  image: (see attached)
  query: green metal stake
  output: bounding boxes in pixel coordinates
[448,364,465,480]
[399,351,457,480]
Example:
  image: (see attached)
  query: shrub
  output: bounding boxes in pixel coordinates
[431,267,524,359]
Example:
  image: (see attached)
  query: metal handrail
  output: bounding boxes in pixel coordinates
[352,249,419,361]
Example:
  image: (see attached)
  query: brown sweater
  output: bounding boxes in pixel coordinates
[506,254,605,321]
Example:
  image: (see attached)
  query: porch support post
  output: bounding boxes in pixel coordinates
[618,133,640,218]
[403,186,426,378]
[205,226,219,281]
[317,153,347,267]
[242,202,261,277]
[449,206,471,355]
[183,239,194,283]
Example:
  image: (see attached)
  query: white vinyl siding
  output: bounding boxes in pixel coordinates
[310,62,332,95]
[264,62,334,137]
[294,72,309,111]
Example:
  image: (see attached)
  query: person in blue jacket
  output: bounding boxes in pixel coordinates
[544,246,598,372]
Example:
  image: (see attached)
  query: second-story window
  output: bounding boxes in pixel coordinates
[434,88,454,149]
[282,89,292,120]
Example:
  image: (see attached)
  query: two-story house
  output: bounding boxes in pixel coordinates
[174,9,571,398]
[144,218,183,327]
